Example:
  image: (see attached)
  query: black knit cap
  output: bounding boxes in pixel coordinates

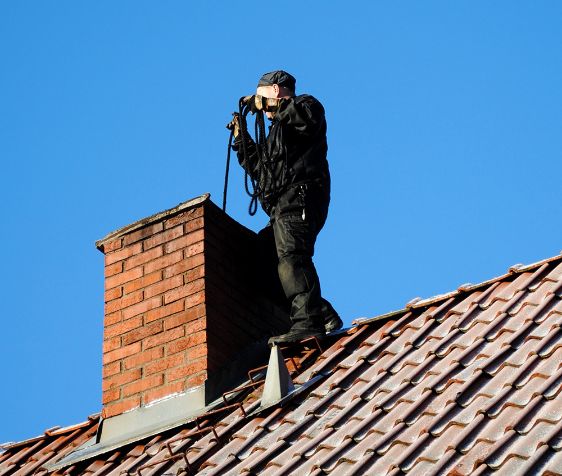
[257,70,296,91]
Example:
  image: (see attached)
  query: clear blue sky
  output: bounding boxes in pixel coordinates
[1,2,560,444]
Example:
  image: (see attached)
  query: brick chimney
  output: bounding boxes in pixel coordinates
[95,194,289,422]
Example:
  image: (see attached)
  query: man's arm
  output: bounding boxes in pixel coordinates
[275,95,325,136]
[232,128,261,179]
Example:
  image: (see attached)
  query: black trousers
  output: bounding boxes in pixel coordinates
[257,183,337,331]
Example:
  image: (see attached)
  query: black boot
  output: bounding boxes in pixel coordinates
[268,327,324,346]
[268,318,324,346]
[320,298,343,333]
[325,314,343,333]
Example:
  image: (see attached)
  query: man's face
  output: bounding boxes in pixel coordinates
[256,85,277,99]
[256,85,277,119]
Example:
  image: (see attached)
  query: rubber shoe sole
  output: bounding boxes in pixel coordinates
[268,329,324,346]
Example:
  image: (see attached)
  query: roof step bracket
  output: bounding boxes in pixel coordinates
[261,345,295,408]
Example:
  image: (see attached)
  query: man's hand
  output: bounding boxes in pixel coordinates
[226,113,240,138]
[243,95,280,113]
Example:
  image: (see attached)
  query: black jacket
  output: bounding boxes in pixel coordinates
[234,94,330,215]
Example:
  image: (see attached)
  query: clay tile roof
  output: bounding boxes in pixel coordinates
[1,252,562,475]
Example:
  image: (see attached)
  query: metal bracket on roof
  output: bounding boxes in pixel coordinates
[261,345,295,408]
[247,343,328,417]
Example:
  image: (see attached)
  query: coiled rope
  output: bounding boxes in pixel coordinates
[224,97,272,216]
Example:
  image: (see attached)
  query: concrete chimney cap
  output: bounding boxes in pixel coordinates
[95,193,210,251]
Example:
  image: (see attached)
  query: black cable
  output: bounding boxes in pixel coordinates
[226,97,271,216]
[239,100,261,216]
[222,128,234,212]
[224,99,291,218]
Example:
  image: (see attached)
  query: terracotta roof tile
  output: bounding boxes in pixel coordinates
[456,439,497,473]
[360,440,408,475]
[3,254,562,475]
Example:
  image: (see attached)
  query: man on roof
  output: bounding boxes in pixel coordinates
[230,70,342,345]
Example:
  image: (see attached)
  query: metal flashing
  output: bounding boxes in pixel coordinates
[45,384,211,472]
[44,339,271,472]
[98,384,206,444]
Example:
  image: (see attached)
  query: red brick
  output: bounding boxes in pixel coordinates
[184,265,205,283]
[122,321,163,346]
[164,229,204,254]
[185,290,205,309]
[104,311,121,327]
[102,387,120,404]
[144,250,183,274]
[105,261,123,277]
[143,381,184,405]
[105,266,143,290]
[122,374,164,398]
[103,238,123,253]
[123,346,164,370]
[144,225,184,250]
[124,245,163,271]
[143,327,184,349]
[164,305,206,330]
[185,373,206,388]
[186,318,206,334]
[164,212,188,229]
[105,242,142,266]
[166,330,206,355]
[103,396,140,418]
[186,344,207,361]
[167,358,206,382]
[103,336,121,353]
[164,207,204,229]
[185,217,204,233]
[145,300,184,323]
[103,361,121,378]
[144,353,185,376]
[102,368,141,391]
[123,222,164,246]
[105,316,142,339]
[104,290,144,315]
[185,241,204,258]
[121,296,162,320]
[144,274,184,299]
[105,287,123,303]
[123,270,162,294]
[164,279,205,305]
[190,207,204,218]
[163,253,204,279]
[103,342,141,365]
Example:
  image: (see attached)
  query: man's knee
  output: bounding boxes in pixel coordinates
[278,254,317,298]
